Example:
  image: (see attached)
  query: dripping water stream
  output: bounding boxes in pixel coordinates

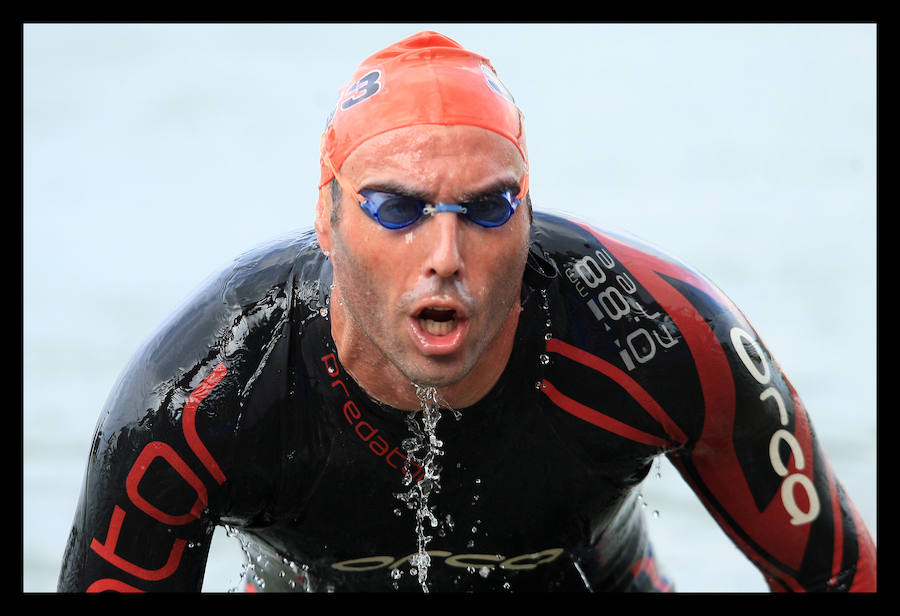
[393,385,461,592]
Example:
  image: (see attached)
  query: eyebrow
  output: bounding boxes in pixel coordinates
[359,177,521,203]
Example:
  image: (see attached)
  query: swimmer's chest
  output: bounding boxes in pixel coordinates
[263,378,653,579]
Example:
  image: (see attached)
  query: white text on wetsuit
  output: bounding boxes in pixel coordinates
[729,327,820,526]
[566,248,679,370]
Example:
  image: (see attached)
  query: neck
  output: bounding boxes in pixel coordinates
[328,289,522,412]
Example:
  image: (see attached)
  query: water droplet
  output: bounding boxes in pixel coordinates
[479,566,491,578]
[539,353,550,365]
[319,307,329,318]
[652,510,660,519]
[390,568,402,579]
[544,332,553,340]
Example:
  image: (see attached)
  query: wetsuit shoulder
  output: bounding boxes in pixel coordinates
[530,212,735,448]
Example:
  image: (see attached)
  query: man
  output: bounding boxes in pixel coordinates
[57,31,876,593]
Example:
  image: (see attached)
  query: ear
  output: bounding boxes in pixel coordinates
[314,186,334,256]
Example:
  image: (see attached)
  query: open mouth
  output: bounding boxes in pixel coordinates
[417,307,458,336]
[409,304,470,355]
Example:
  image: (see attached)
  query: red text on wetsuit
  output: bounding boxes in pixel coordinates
[321,353,424,482]
[86,362,228,592]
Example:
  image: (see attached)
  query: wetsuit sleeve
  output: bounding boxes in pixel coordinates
[668,306,878,592]
[573,223,877,592]
[56,252,294,592]
[57,357,227,588]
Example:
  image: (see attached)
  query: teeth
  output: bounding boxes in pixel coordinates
[419,317,456,336]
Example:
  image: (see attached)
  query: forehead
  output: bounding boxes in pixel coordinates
[341,125,526,197]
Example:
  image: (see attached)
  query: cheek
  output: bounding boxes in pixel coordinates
[332,229,397,296]
[475,227,529,275]
[469,237,529,304]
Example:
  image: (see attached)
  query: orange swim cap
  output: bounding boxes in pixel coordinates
[319,31,528,196]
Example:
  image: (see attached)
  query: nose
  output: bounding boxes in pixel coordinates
[423,212,465,279]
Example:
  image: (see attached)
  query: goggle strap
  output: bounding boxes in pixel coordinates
[321,150,367,204]
[515,169,529,202]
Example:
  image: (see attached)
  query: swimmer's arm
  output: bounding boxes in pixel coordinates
[566,219,875,591]
[58,235,314,592]
[58,274,244,592]
[664,306,877,592]
[56,364,228,592]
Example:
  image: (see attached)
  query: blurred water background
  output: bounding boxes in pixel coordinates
[23,23,877,593]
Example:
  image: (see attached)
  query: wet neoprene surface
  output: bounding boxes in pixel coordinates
[57,212,875,592]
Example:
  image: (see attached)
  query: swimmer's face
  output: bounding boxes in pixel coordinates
[317,125,530,390]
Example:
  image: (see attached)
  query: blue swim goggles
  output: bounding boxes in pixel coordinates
[357,188,521,229]
[322,151,528,230]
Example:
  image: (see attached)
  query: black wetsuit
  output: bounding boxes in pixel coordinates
[57,212,876,592]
